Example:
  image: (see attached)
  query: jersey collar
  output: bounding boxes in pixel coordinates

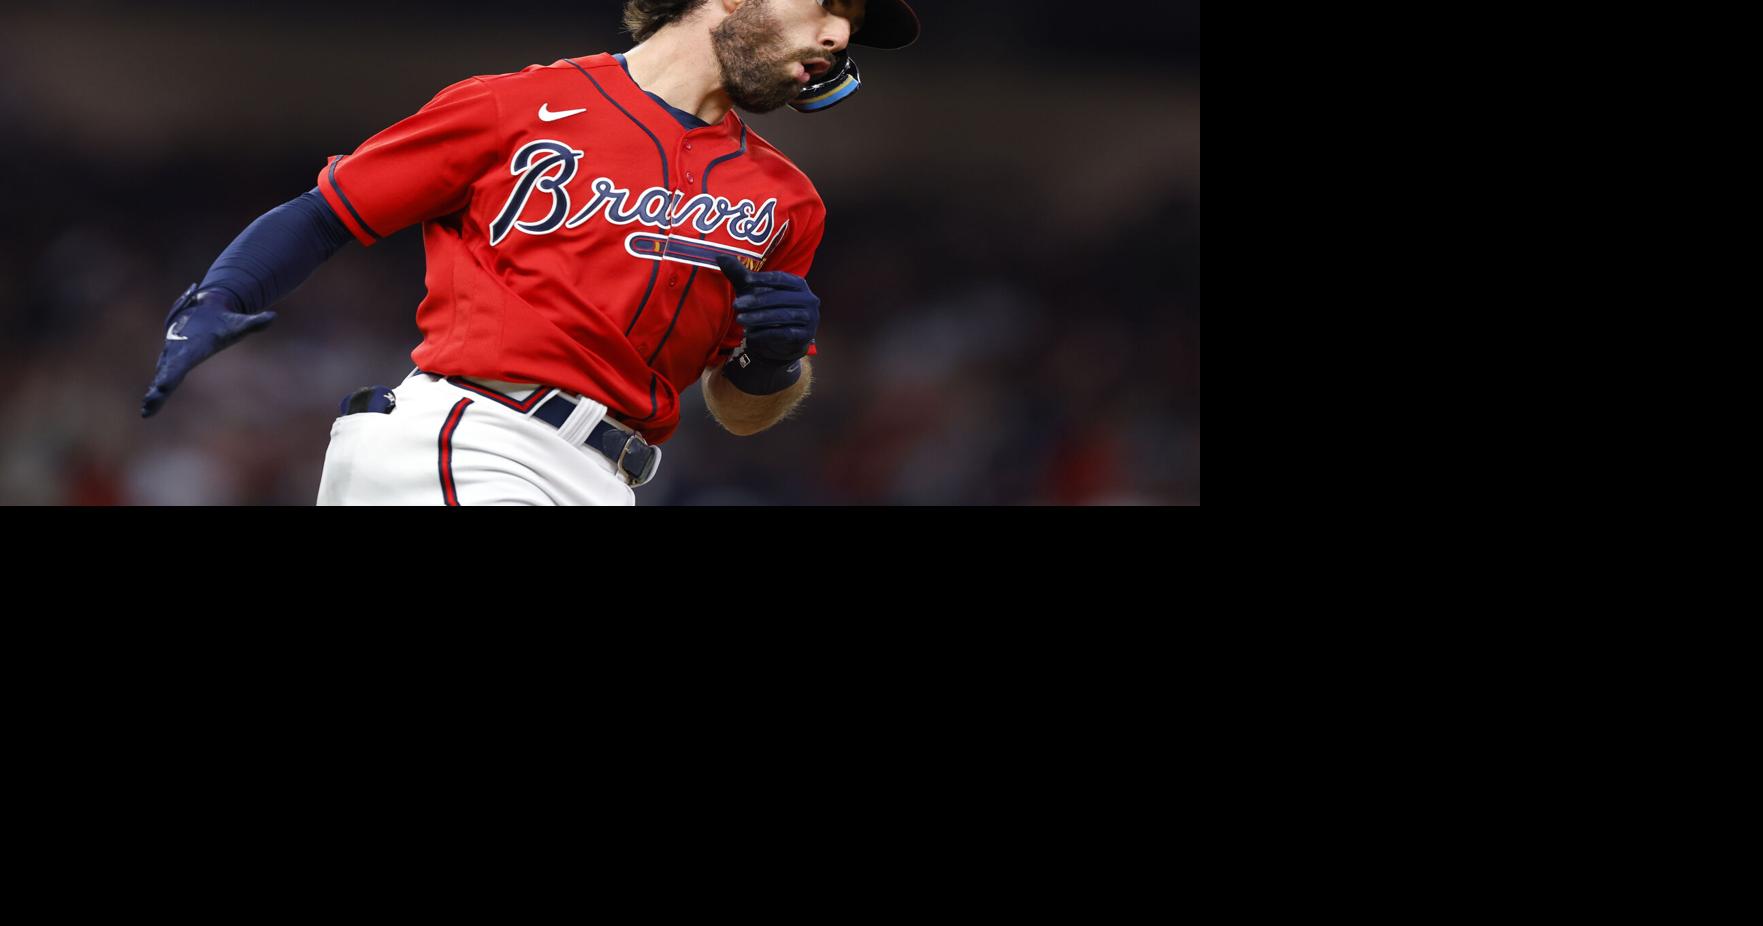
[574,53,743,143]
[614,54,709,132]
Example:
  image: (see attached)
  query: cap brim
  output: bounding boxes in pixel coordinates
[851,0,920,49]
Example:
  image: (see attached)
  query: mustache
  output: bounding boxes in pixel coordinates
[778,46,834,69]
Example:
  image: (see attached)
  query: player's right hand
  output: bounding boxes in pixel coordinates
[140,283,278,418]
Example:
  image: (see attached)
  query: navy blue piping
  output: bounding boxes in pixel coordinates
[647,124,749,366]
[647,267,700,366]
[614,53,710,130]
[701,125,750,188]
[629,374,659,423]
[327,156,382,241]
[563,56,670,335]
[562,58,667,189]
[625,264,660,337]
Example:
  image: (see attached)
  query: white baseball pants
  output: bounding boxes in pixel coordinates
[316,371,637,506]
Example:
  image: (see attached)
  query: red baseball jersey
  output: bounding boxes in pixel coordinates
[315,52,827,444]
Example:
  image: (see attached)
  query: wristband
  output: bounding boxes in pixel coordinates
[721,354,803,395]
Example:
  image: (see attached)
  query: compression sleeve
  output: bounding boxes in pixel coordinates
[196,187,353,312]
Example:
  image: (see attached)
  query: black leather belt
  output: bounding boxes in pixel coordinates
[424,371,662,488]
[533,393,662,487]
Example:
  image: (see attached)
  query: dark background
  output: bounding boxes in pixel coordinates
[0,1,1199,505]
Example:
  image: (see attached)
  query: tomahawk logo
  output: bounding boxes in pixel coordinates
[489,140,784,260]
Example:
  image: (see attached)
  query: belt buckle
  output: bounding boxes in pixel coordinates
[613,432,662,487]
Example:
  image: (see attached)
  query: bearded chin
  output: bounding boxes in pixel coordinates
[723,67,798,113]
[711,7,800,113]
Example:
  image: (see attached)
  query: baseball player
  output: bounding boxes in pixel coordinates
[139,0,918,505]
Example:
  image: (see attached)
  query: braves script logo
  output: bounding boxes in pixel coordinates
[490,140,788,271]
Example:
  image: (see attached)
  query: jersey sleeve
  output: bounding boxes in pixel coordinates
[707,201,828,370]
[315,77,501,247]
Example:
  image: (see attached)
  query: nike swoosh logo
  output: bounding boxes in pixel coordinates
[539,104,587,122]
[166,319,189,341]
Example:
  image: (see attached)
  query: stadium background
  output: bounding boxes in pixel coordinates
[0,1,1200,505]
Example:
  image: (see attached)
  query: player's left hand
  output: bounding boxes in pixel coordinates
[716,255,819,364]
[140,284,278,418]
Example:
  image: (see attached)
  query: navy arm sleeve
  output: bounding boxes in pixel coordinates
[196,187,353,313]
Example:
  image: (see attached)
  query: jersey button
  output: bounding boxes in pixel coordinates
[685,142,694,151]
[685,171,696,184]
[669,277,679,288]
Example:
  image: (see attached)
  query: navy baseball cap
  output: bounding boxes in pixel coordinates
[850,0,920,49]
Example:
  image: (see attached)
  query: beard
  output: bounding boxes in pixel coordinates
[711,0,823,113]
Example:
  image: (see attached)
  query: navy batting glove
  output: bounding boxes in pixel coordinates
[140,284,278,418]
[716,255,819,365]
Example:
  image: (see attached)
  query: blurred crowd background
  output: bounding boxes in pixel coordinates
[0,0,1199,505]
